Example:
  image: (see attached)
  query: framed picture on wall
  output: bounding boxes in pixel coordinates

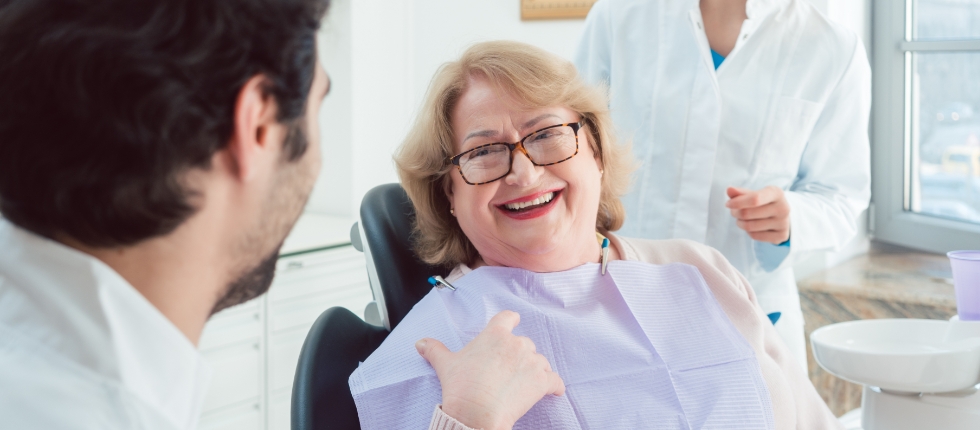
[520,0,598,20]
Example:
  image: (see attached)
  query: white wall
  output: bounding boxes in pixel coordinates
[307,0,352,216]
[308,0,586,218]
[409,1,586,107]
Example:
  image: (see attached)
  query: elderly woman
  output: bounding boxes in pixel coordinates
[348,41,839,430]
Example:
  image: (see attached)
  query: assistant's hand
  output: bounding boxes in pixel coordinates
[725,186,791,245]
[415,310,565,430]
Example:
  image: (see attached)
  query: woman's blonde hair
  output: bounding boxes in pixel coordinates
[395,40,634,268]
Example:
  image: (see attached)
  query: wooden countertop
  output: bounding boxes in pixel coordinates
[799,241,956,308]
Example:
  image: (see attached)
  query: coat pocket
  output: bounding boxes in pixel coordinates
[753,96,825,180]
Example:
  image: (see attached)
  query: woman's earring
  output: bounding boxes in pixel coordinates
[450,208,455,216]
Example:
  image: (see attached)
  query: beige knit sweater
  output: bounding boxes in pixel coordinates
[424,235,841,430]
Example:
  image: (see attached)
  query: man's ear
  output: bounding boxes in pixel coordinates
[226,75,279,182]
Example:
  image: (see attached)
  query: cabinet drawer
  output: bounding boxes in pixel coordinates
[269,391,292,430]
[271,249,368,303]
[268,325,310,394]
[274,246,361,278]
[199,400,263,430]
[271,266,367,304]
[200,304,263,351]
[200,340,263,413]
[269,292,337,333]
[195,244,376,429]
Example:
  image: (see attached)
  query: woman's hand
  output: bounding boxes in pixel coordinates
[726,186,791,244]
[415,310,565,430]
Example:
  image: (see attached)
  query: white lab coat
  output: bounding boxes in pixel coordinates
[575,0,871,365]
[0,220,211,429]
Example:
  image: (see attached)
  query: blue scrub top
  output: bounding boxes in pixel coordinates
[710,49,725,69]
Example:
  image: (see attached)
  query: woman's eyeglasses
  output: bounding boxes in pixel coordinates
[449,122,582,185]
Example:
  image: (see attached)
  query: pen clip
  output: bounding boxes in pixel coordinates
[600,238,610,275]
[427,275,456,291]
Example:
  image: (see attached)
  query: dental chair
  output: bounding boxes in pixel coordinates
[291,183,448,430]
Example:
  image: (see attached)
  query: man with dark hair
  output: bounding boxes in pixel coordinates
[0,1,564,428]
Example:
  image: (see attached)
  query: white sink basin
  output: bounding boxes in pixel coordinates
[810,319,980,393]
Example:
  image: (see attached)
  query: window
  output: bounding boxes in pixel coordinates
[872,0,980,253]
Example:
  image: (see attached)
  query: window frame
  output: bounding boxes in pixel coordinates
[871,0,980,253]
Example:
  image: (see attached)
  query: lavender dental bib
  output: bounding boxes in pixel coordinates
[349,261,774,429]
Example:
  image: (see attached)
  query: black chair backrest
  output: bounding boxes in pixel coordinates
[291,184,448,430]
[359,183,447,328]
[291,307,388,430]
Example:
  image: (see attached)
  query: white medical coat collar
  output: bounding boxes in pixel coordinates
[688,0,789,60]
[0,220,210,429]
[684,0,787,20]
[746,0,788,20]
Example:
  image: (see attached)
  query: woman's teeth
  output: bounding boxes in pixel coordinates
[504,192,555,211]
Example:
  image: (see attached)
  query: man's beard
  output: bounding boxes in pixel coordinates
[210,249,279,315]
[209,122,315,316]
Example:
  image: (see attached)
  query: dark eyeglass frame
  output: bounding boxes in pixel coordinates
[448,122,582,185]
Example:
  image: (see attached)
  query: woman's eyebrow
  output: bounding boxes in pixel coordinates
[522,113,562,130]
[462,129,498,143]
[462,113,562,144]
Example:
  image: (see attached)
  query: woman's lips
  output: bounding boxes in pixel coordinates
[496,189,562,220]
[498,188,561,206]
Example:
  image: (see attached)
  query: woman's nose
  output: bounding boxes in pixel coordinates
[504,150,543,187]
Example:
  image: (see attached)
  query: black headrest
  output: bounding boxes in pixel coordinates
[359,183,447,329]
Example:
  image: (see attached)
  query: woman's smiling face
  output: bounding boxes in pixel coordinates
[447,74,604,272]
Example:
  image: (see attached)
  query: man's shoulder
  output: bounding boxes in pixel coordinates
[584,0,662,30]
[0,329,142,429]
[0,266,119,379]
[782,0,863,61]
[0,266,189,430]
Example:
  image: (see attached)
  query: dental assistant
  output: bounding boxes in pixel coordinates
[574,0,871,366]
